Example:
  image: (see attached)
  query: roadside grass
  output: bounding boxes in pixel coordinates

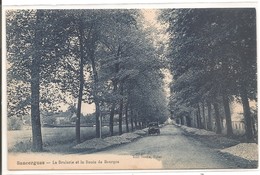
[8,126,129,153]
[180,125,240,149]
[179,124,258,168]
[9,141,32,152]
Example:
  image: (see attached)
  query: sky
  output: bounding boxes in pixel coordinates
[141,9,158,25]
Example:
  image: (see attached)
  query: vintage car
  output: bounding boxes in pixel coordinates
[148,122,160,135]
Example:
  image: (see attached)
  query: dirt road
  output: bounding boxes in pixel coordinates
[97,125,239,169]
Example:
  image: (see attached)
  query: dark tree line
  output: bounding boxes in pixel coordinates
[6,9,168,151]
[160,8,257,142]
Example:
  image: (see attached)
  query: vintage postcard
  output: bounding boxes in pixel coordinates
[1,1,259,174]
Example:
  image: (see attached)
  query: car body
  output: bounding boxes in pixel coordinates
[148,122,160,135]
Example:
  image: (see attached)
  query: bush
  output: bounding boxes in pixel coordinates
[8,116,23,130]
[42,114,56,125]
[9,141,32,152]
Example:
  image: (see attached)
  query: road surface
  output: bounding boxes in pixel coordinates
[97,125,239,169]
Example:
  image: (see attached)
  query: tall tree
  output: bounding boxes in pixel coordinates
[160,9,256,139]
[30,10,44,151]
[7,10,71,151]
[206,101,213,131]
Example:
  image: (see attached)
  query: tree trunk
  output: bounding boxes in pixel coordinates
[197,103,202,128]
[95,102,101,138]
[202,101,207,130]
[125,100,129,133]
[213,103,222,134]
[75,19,86,143]
[118,103,123,135]
[130,108,134,132]
[186,116,191,127]
[110,45,121,136]
[75,56,84,143]
[31,10,43,152]
[109,81,117,136]
[31,63,43,151]
[240,84,254,142]
[207,101,212,131]
[109,103,115,136]
[142,120,146,128]
[31,57,43,151]
[222,95,233,137]
[138,122,142,129]
[134,111,138,129]
[82,21,100,138]
[90,57,100,138]
[118,82,124,135]
[180,117,184,125]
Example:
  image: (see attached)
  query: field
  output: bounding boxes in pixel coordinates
[7,125,126,152]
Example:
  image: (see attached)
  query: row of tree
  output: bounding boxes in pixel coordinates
[7,9,168,151]
[160,8,257,142]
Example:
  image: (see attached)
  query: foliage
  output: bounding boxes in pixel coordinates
[6,9,169,148]
[160,9,256,139]
[8,116,23,130]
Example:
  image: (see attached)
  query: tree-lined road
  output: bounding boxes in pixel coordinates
[6,8,256,162]
[7,10,169,151]
[98,125,239,169]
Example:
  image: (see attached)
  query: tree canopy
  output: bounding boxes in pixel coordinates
[6,9,169,150]
[160,8,256,140]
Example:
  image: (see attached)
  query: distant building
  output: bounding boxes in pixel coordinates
[42,111,74,125]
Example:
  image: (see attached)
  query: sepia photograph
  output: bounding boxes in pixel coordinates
[2,1,258,174]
